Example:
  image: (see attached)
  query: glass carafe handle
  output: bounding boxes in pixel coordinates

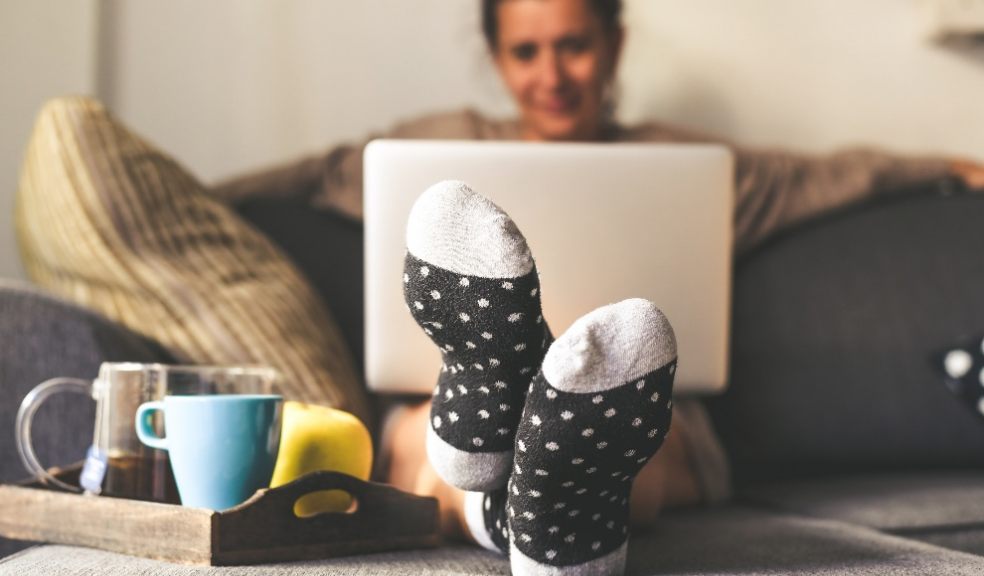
[15,377,93,492]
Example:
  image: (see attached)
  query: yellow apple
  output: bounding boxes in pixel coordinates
[270,401,373,516]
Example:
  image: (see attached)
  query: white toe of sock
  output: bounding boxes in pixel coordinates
[406,180,534,279]
[510,541,627,576]
[463,491,502,553]
[542,298,676,394]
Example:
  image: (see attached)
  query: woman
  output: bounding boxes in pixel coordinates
[218,0,984,258]
[216,0,984,562]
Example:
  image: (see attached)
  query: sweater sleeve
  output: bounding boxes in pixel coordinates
[209,109,498,221]
[622,122,955,255]
[209,144,362,214]
[732,146,952,255]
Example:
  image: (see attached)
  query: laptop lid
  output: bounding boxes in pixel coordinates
[364,140,733,395]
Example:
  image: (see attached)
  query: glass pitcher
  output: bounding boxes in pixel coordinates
[16,363,279,502]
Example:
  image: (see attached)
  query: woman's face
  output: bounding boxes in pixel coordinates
[493,0,623,142]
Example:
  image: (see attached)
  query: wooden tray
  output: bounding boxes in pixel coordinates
[0,466,440,565]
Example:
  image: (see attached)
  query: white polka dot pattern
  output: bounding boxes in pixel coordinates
[507,360,675,567]
[404,252,552,489]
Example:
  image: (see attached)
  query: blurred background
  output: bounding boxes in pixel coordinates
[2,0,983,281]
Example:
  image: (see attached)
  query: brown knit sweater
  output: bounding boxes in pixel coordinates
[213,109,952,256]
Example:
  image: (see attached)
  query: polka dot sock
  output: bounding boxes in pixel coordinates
[463,488,511,554]
[506,298,677,576]
[404,180,553,491]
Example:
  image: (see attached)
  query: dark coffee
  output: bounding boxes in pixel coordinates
[103,452,180,504]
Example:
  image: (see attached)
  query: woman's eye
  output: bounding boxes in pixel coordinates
[558,37,590,55]
[511,43,537,62]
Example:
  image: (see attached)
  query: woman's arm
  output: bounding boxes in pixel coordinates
[209,109,505,221]
[624,121,978,256]
[210,143,366,220]
[732,146,958,255]
[951,158,984,190]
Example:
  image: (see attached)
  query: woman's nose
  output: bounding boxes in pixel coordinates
[538,49,567,89]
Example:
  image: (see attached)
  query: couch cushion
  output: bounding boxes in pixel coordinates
[235,200,365,376]
[635,505,984,575]
[15,97,370,425]
[0,544,508,575]
[708,191,984,486]
[6,506,984,575]
[740,471,984,556]
[915,529,984,557]
[0,282,173,557]
[741,471,984,532]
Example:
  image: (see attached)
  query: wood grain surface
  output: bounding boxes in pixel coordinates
[0,468,440,565]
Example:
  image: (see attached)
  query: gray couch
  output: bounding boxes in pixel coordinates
[3,185,984,575]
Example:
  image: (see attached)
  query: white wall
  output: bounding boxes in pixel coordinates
[101,0,515,182]
[104,0,984,186]
[3,0,984,280]
[0,0,98,280]
[619,0,984,156]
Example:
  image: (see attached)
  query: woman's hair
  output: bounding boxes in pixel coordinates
[481,0,623,50]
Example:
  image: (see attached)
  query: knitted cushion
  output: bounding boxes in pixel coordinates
[15,96,369,425]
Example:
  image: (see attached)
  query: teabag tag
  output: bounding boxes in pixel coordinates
[79,445,107,494]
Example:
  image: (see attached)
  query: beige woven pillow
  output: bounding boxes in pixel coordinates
[16,96,370,424]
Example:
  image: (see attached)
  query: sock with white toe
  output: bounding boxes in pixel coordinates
[463,488,511,554]
[404,180,553,491]
[506,298,677,576]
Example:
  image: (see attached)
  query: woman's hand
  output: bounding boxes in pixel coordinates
[950,159,984,190]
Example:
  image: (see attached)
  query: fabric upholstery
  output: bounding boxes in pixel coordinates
[740,472,984,557]
[0,282,173,557]
[6,506,984,575]
[708,191,984,486]
[741,471,984,533]
[15,97,370,425]
[633,505,984,575]
[914,529,984,557]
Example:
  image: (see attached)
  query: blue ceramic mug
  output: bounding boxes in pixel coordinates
[135,394,283,510]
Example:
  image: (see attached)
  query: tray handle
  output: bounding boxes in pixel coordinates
[212,470,439,564]
[227,470,435,519]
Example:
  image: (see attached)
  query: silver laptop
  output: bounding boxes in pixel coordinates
[364,140,733,395]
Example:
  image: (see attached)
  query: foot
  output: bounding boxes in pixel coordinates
[404,180,552,491]
[506,299,677,576]
[463,488,511,553]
